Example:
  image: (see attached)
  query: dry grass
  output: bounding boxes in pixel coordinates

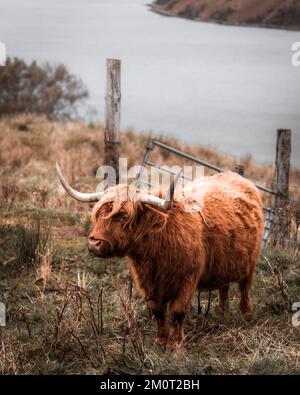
[0,114,299,375]
[0,218,299,374]
[1,114,299,208]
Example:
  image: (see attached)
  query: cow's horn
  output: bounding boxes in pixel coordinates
[140,169,182,210]
[56,162,103,202]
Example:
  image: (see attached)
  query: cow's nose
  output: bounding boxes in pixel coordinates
[88,236,102,251]
[88,236,111,257]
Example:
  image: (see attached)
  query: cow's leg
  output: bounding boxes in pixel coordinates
[239,274,254,318]
[197,289,202,314]
[168,282,195,346]
[218,285,229,312]
[147,300,169,345]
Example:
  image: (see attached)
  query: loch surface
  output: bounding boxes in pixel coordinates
[0,0,299,167]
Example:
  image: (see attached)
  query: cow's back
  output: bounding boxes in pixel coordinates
[194,171,264,289]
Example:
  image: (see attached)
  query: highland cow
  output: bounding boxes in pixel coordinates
[56,164,264,347]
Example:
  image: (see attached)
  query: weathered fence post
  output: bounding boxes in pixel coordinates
[272,129,291,246]
[105,59,121,185]
[234,164,244,176]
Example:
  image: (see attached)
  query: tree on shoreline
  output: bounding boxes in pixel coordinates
[0,57,88,121]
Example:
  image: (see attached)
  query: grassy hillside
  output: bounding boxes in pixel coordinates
[152,0,300,30]
[0,115,299,374]
[1,114,299,206]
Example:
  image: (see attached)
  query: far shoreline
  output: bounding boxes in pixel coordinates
[148,3,300,32]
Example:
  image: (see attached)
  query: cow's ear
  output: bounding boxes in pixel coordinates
[134,203,168,241]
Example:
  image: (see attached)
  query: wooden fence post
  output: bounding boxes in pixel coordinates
[272,129,291,246]
[105,59,121,185]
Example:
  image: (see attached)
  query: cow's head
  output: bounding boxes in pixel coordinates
[56,163,181,258]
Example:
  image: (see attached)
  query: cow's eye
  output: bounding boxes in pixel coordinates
[113,212,128,222]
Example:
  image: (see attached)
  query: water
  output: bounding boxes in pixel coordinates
[0,0,299,167]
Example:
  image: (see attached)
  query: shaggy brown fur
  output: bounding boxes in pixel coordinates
[89,171,264,346]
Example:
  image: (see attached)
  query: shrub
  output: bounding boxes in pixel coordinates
[0,57,88,120]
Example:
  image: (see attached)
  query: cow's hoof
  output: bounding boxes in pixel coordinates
[154,337,168,346]
[242,312,255,323]
[166,337,184,351]
[166,342,185,355]
[166,341,177,350]
[215,305,229,316]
